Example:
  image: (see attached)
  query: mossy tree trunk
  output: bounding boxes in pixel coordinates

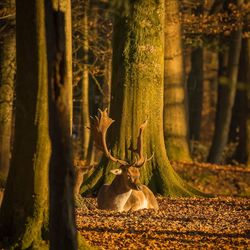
[47,1,91,248]
[81,0,204,197]
[46,2,77,249]
[47,1,90,249]
[208,0,243,163]
[0,0,15,185]
[164,0,192,162]
[0,0,51,248]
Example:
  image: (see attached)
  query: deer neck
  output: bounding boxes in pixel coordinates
[110,175,131,194]
[109,175,132,211]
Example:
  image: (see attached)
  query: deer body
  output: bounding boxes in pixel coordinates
[97,172,158,211]
[92,109,158,212]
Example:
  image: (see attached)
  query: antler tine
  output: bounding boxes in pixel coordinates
[133,119,148,168]
[92,108,129,166]
[146,152,154,162]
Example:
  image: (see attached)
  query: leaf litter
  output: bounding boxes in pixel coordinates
[77,196,250,249]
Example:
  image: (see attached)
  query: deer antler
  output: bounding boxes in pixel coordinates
[129,120,154,168]
[92,109,129,166]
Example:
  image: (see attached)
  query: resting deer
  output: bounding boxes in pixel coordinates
[92,109,158,212]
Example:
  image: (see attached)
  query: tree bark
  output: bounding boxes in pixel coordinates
[229,0,250,166]
[187,47,203,142]
[102,53,112,111]
[81,0,91,161]
[0,0,15,185]
[208,0,243,163]
[164,0,192,161]
[0,1,51,248]
[81,0,205,197]
[65,0,73,134]
[245,40,250,167]
[46,3,77,249]
[228,39,248,163]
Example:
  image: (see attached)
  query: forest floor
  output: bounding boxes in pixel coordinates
[77,196,250,250]
[77,161,250,249]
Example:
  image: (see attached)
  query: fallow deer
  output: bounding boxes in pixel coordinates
[92,109,158,212]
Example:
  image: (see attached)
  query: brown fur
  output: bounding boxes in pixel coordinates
[97,167,158,211]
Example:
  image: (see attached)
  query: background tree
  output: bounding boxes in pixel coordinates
[0,0,15,185]
[80,0,91,161]
[228,0,250,166]
[72,0,112,162]
[164,0,192,162]
[81,0,205,197]
[208,0,243,163]
[0,0,51,248]
[187,1,204,142]
[64,0,73,133]
[228,39,248,164]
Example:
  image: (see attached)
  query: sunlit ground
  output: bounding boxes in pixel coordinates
[77,197,250,249]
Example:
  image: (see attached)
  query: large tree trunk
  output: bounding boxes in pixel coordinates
[0,0,15,185]
[164,0,192,161]
[47,2,90,249]
[208,0,243,163]
[46,2,77,249]
[81,0,205,197]
[0,1,51,248]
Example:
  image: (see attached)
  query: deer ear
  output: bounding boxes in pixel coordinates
[110,169,122,175]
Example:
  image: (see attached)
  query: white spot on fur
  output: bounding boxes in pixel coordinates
[140,199,148,209]
[114,190,132,212]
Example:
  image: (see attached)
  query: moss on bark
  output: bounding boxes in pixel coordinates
[81,0,205,197]
[0,0,15,182]
[0,1,50,248]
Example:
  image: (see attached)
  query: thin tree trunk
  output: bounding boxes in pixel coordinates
[241,0,250,167]
[65,0,73,134]
[228,39,248,163]
[0,1,51,248]
[0,0,15,184]
[102,53,111,111]
[164,0,192,161]
[81,0,90,161]
[188,47,204,141]
[244,38,250,167]
[81,0,205,197]
[208,11,243,163]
